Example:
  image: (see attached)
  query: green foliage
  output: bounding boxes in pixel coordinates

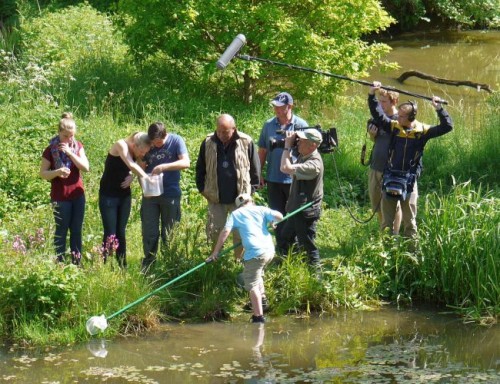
[0,26,21,54]
[117,0,395,105]
[17,3,135,115]
[0,236,83,328]
[353,182,499,321]
[381,0,500,31]
[0,0,17,25]
[433,0,500,28]
[419,182,499,320]
[48,0,119,13]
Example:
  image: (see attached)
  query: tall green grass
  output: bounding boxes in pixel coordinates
[419,182,499,321]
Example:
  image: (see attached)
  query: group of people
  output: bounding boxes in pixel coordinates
[366,82,453,240]
[40,85,452,323]
[41,117,190,270]
[202,95,325,323]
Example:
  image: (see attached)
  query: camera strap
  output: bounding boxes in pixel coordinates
[360,131,372,166]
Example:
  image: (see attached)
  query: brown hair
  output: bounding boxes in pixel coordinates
[148,122,167,140]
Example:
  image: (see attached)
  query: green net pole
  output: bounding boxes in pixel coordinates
[106,201,314,320]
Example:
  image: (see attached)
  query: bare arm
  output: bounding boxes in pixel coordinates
[151,153,190,175]
[113,140,149,179]
[206,227,231,262]
[40,157,70,180]
[60,144,89,172]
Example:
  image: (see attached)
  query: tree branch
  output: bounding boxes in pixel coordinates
[397,70,493,93]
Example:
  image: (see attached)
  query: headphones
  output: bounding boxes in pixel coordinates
[400,101,417,122]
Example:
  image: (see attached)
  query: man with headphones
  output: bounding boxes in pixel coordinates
[368,81,453,242]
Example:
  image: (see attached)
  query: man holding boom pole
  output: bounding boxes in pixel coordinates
[369,81,453,244]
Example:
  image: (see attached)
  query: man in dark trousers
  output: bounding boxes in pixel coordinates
[278,128,324,268]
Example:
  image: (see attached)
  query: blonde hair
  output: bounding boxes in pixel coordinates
[129,131,152,149]
[379,89,399,103]
[59,112,76,132]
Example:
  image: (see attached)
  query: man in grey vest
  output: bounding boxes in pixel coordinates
[278,129,324,267]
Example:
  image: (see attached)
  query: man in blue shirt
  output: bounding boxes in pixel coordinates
[258,92,308,245]
[141,121,190,272]
[206,193,283,323]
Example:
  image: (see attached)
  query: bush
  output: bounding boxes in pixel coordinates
[0,232,83,329]
[18,3,135,115]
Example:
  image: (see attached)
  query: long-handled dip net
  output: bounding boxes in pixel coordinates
[86,201,313,335]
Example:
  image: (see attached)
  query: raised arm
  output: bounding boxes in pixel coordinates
[368,82,393,133]
[424,96,453,140]
[59,142,90,172]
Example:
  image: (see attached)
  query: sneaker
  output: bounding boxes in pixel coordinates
[251,315,265,323]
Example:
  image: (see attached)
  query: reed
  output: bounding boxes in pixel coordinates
[418,182,499,321]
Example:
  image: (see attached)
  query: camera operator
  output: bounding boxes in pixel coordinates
[369,81,453,243]
[258,92,308,245]
[278,129,324,269]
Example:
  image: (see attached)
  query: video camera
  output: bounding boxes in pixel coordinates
[269,125,338,154]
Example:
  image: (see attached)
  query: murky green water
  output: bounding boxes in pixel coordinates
[1,308,498,383]
[367,30,500,105]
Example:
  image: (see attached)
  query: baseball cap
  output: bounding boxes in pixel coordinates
[296,129,322,144]
[235,193,252,208]
[270,92,293,107]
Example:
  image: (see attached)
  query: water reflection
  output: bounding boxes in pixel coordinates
[87,338,108,358]
[0,307,498,383]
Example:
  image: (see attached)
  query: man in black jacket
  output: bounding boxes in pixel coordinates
[369,81,453,240]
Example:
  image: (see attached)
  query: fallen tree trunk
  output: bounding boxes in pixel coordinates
[397,70,493,93]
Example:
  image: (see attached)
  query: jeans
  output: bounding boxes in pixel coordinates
[52,194,85,264]
[141,195,181,271]
[266,181,291,245]
[278,214,320,266]
[99,194,131,268]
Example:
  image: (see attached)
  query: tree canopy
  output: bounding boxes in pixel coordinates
[117,0,396,104]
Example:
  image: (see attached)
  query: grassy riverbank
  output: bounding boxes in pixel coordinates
[0,5,498,346]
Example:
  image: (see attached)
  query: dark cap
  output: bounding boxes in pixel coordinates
[270,92,293,107]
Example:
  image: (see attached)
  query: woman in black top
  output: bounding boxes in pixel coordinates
[98,132,151,267]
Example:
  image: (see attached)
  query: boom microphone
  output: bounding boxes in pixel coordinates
[216,34,246,70]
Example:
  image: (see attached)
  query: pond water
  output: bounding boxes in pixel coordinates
[1,307,498,383]
[366,30,500,105]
